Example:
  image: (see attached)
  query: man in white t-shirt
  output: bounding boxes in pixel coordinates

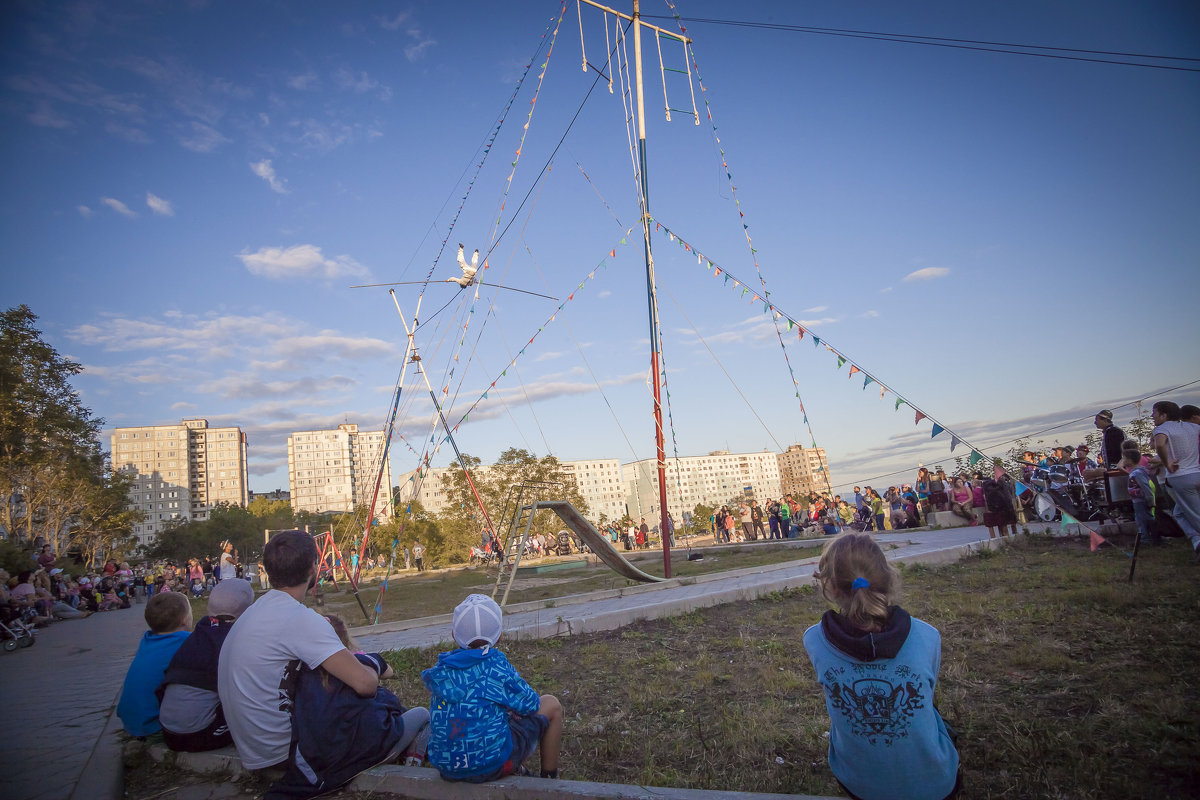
[1151,400,1200,560]
[217,530,379,769]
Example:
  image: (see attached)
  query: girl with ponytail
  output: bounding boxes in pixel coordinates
[803,533,961,800]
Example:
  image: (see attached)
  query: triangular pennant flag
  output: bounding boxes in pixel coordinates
[969,451,983,466]
[931,423,945,438]
[797,328,805,341]
[836,356,846,369]
[879,385,886,399]
[863,375,874,389]
[1015,480,1028,495]
[610,249,616,257]
[848,365,861,378]
[812,336,820,347]
[915,410,926,424]
[787,318,794,330]
[1088,528,1107,551]
[950,436,960,452]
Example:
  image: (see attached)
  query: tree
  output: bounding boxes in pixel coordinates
[71,463,143,565]
[434,448,589,563]
[0,305,122,553]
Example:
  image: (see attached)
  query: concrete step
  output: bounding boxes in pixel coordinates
[145,744,842,800]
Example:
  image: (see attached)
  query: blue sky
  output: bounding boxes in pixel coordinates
[4,0,1198,495]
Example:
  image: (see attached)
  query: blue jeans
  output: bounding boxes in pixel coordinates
[1162,472,1200,549]
[1132,500,1156,542]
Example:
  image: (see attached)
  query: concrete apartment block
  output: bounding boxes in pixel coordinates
[111,418,248,547]
[287,423,394,519]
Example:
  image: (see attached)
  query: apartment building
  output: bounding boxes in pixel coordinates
[287,424,394,519]
[558,458,625,523]
[111,418,248,547]
[776,444,833,498]
[623,449,783,523]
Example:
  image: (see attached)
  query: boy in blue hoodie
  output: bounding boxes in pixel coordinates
[117,591,193,737]
[422,594,563,781]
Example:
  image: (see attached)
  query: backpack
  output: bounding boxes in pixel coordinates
[982,478,1011,513]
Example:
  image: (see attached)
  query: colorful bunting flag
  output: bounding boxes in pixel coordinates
[950,436,960,452]
[915,410,926,424]
[969,451,983,466]
[931,423,944,438]
[848,365,860,378]
[836,356,846,369]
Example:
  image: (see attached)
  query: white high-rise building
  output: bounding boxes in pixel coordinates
[287,424,394,519]
[623,449,783,524]
[558,458,626,524]
[776,444,833,498]
[394,466,453,515]
[111,418,248,547]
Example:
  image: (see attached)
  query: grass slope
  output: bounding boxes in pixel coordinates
[381,534,1200,799]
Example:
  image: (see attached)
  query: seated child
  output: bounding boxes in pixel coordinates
[117,592,193,737]
[157,579,255,751]
[804,533,960,800]
[422,594,563,782]
[266,614,431,799]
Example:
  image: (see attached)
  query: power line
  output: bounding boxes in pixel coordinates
[644,14,1200,73]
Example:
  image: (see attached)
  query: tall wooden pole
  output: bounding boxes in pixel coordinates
[631,0,671,577]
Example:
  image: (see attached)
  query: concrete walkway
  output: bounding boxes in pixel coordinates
[0,602,148,800]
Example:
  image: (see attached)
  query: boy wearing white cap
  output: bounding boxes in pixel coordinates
[422,594,563,782]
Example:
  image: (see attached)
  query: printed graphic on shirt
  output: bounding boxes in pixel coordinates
[278,658,303,713]
[823,664,926,745]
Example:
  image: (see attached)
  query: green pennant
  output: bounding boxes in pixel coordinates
[741,287,748,297]
[836,356,846,369]
[895,397,906,410]
[969,451,983,466]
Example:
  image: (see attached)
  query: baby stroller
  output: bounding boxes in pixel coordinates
[1,606,37,652]
[849,505,875,532]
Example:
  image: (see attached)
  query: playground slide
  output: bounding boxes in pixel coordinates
[537,500,665,583]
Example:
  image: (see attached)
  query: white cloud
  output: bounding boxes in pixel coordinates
[237,244,369,281]
[798,317,838,327]
[287,72,318,91]
[29,101,71,128]
[405,39,437,62]
[106,121,151,143]
[880,286,893,293]
[146,192,174,216]
[77,205,92,218]
[250,159,288,194]
[179,121,229,153]
[100,197,137,218]
[534,351,564,362]
[275,333,394,361]
[334,68,392,101]
[380,12,412,30]
[170,401,196,410]
[902,267,950,282]
[803,305,827,313]
[198,373,357,400]
[859,310,879,318]
[597,290,612,299]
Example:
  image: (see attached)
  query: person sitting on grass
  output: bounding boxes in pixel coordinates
[264,614,432,799]
[157,579,255,752]
[422,594,563,782]
[117,592,193,738]
[804,533,960,800]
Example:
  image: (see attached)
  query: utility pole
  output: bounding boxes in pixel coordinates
[580,0,690,577]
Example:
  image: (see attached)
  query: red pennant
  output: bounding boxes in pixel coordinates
[848,365,861,378]
[1089,530,1108,552]
[610,249,616,257]
[915,411,927,424]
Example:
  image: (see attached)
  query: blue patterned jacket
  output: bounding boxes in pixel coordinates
[421,646,540,779]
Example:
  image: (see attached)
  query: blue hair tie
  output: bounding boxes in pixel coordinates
[851,577,870,592]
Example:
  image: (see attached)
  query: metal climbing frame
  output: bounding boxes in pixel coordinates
[491,480,563,607]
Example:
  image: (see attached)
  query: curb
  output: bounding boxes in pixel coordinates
[143,744,842,800]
